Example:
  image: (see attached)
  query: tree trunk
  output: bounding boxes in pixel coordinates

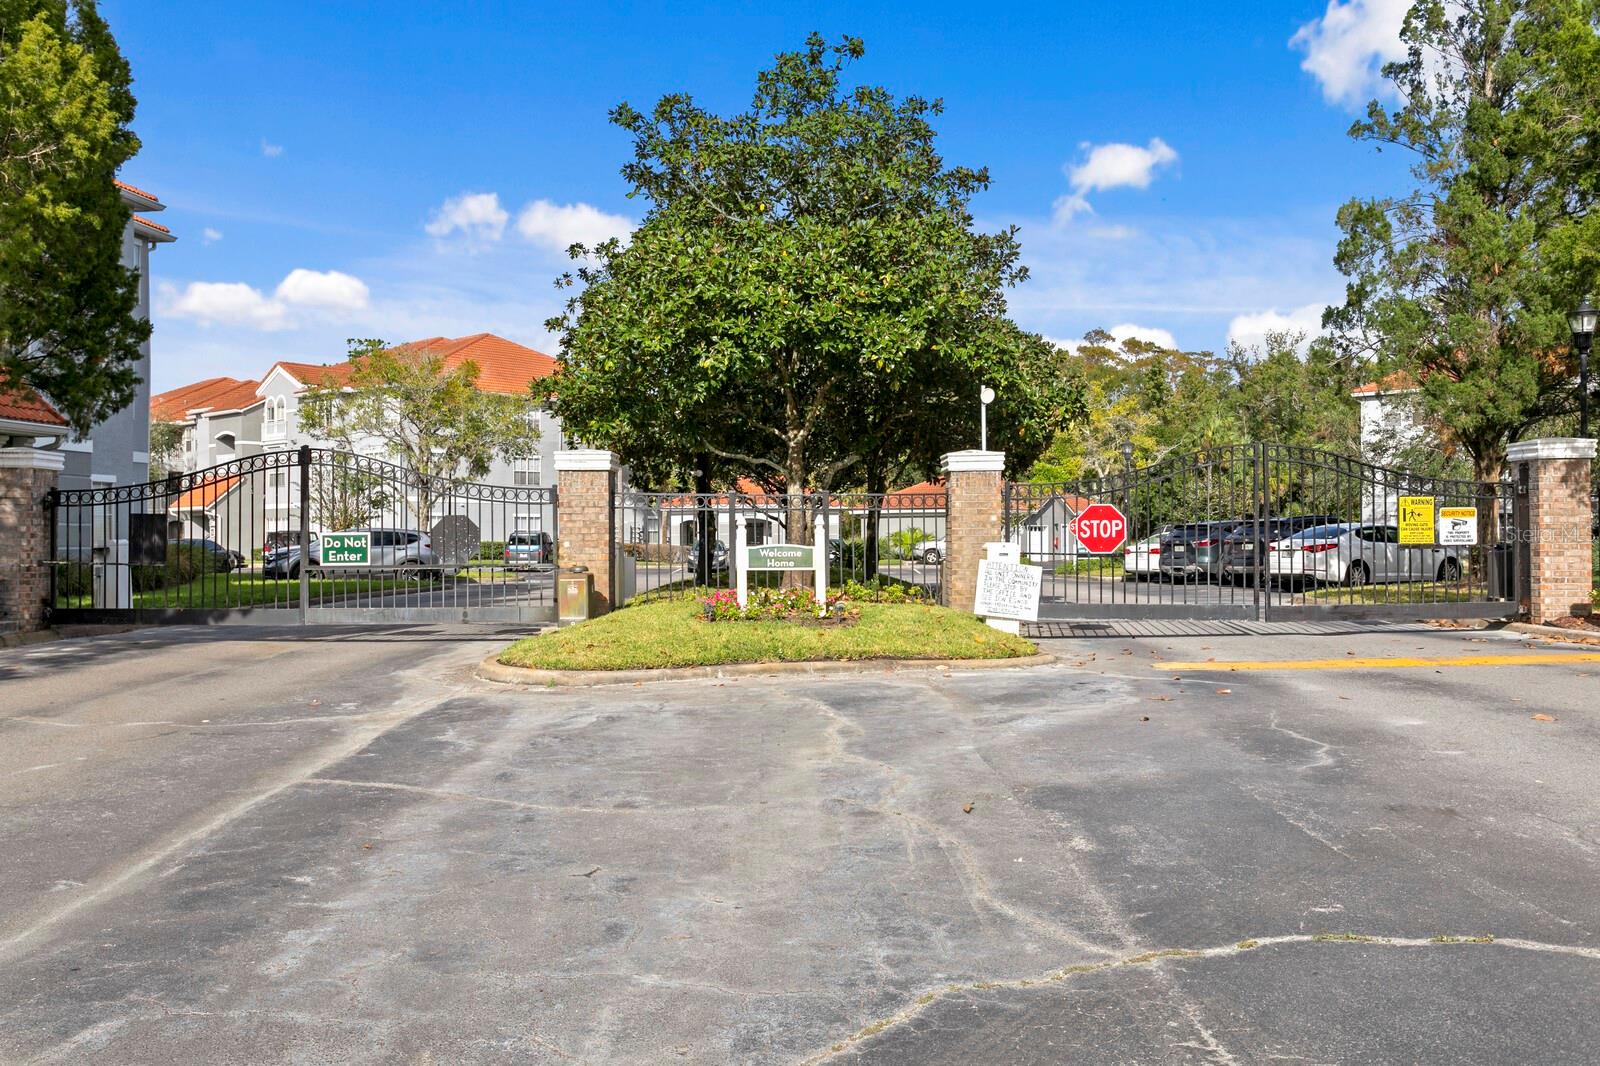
[864,460,887,582]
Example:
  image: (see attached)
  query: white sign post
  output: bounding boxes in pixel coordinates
[814,512,828,614]
[734,518,749,608]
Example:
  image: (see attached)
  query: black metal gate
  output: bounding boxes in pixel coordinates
[47,447,557,625]
[1004,443,1518,623]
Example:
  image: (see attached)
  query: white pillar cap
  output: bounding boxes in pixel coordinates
[554,449,621,473]
[941,449,1006,473]
[0,446,66,471]
[1506,438,1597,461]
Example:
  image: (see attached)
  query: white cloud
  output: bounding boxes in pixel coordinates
[425,192,510,242]
[514,199,634,253]
[273,268,370,312]
[164,281,289,330]
[1290,0,1409,106]
[201,227,223,245]
[162,268,370,331]
[1226,303,1328,351]
[1108,323,1178,350]
[1054,138,1179,223]
[260,138,284,158]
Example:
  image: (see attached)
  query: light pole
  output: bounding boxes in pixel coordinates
[1570,295,1597,440]
[979,385,995,451]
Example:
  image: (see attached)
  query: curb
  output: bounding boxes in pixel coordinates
[475,650,1058,688]
[0,624,140,649]
[1503,621,1600,645]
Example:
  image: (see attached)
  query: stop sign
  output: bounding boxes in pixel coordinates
[1072,503,1128,554]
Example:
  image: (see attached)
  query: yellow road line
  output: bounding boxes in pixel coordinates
[1150,653,1600,672]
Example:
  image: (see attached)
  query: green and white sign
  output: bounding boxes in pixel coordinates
[321,531,371,565]
[745,544,815,570]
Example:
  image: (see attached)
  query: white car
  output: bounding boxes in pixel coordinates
[1268,523,1465,587]
[1121,532,1165,580]
[915,539,945,565]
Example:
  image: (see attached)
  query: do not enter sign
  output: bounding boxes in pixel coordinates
[1072,503,1128,554]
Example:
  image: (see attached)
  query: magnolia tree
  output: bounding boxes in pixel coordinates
[548,34,1080,573]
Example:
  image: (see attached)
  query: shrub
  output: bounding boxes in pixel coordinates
[478,540,506,562]
[837,577,931,604]
[131,543,208,591]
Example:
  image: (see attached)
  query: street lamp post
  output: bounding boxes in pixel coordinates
[979,385,995,451]
[1570,295,1597,440]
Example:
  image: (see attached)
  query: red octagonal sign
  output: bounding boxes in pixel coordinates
[1072,503,1128,554]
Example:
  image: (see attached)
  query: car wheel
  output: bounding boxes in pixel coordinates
[1436,558,1461,582]
[925,550,942,566]
[1344,561,1369,587]
[288,563,300,580]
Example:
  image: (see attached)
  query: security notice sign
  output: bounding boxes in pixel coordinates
[974,559,1043,622]
[1397,496,1436,545]
[1438,506,1479,546]
[321,531,371,565]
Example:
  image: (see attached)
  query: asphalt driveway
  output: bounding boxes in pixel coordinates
[0,622,1596,1063]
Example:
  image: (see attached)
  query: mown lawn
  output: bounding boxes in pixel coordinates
[499,597,1037,671]
[1297,581,1485,605]
[55,572,437,609]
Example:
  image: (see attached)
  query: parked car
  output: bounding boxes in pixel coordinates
[914,538,945,565]
[1268,523,1465,588]
[1158,521,1244,582]
[175,538,245,573]
[1121,531,1166,580]
[503,530,554,571]
[1217,515,1342,585]
[263,528,439,579]
[686,538,728,573]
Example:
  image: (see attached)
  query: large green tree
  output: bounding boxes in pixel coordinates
[548,34,1079,530]
[1321,0,1600,484]
[0,0,147,432]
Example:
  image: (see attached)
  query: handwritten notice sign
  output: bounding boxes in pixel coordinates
[321,531,370,565]
[974,559,1043,622]
[1397,496,1436,545]
[1437,506,1478,546]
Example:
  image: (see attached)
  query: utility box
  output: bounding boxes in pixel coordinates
[558,566,594,624]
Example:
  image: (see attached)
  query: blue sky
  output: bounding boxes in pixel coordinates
[107,1,1417,391]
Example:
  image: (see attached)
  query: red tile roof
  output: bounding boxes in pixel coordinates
[150,377,258,420]
[131,214,170,234]
[171,475,240,512]
[266,334,558,396]
[1351,371,1417,396]
[114,178,161,204]
[0,378,69,428]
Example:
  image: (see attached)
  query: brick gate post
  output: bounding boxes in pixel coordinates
[941,450,1006,611]
[0,447,64,634]
[1507,437,1595,623]
[554,449,620,616]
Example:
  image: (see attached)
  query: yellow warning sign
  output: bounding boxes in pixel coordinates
[1397,496,1436,545]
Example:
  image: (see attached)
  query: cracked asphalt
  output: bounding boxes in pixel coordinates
[0,621,1596,1064]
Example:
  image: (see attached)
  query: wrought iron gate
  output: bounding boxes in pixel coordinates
[1004,444,1518,622]
[47,447,557,625]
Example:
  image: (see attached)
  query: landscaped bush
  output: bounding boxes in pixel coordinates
[837,577,931,603]
[623,542,688,563]
[701,586,856,623]
[55,562,93,600]
[477,540,506,562]
[131,543,209,591]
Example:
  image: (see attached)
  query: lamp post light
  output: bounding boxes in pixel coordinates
[1570,295,1597,440]
[979,385,995,451]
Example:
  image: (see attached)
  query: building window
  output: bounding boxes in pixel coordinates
[264,396,287,438]
[512,455,541,486]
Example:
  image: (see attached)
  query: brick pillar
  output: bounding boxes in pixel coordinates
[941,449,1006,612]
[554,449,620,616]
[0,447,64,633]
[1508,437,1595,623]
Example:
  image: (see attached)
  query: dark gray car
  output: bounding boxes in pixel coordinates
[1218,514,1343,584]
[1158,521,1243,582]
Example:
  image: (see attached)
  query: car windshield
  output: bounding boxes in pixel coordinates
[1291,524,1349,540]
